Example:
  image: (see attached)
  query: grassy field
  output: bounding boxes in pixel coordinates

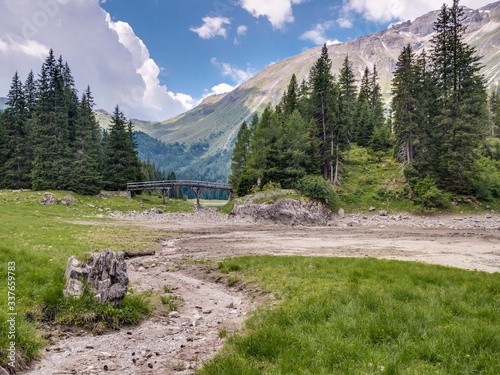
[0,190,191,369]
[202,256,500,375]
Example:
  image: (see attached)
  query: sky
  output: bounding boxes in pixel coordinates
[0,0,495,121]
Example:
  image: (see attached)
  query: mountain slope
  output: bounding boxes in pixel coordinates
[132,2,499,167]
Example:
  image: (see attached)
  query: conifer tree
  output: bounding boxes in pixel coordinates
[308,44,338,182]
[103,105,143,190]
[31,49,73,190]
[0,72,32,189]
[355,67,374,146]
[392,44,419,165]
[430,0,488,194]
[338,56,357,159]
[229,121,251,189]
[69,87,102,194]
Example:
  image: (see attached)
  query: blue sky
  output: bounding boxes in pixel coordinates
[0,0,494,120]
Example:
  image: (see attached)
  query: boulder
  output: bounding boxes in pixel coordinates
[40,193,56,205]
[63,249,129,306]
[231,197,333,226]
[58,194,76,206]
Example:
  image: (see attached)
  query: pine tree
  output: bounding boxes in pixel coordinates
[31,50,73,190]
[308,44,338,183]
[0,72,32,189]
[391,44,419,165]
[276,109,309,187]
[355,67,374,146]
[229,121,251,190]
[338,56,357,159]
[69,87,102,195]
[103,106,143,190]
[430,0,488,194]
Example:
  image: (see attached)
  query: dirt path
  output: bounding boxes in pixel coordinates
[22,211,500,374]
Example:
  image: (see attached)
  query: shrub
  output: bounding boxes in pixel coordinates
[295,175,337,210]
[412,176,451,210]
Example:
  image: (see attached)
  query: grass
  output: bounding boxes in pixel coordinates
[200,256,500,375]
[0,189,190,370]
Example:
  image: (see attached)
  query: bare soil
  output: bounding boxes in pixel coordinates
[22,210,500,374]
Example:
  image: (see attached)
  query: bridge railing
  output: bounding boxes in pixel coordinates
[127,180,232,192]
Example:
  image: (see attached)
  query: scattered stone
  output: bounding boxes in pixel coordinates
[379,210,388,217]
[63,249,129,306]
[368,207,376,212]
[40,192,56,205]
[338,208,345,218]
[169,311,181,319]
[0,366,10,375]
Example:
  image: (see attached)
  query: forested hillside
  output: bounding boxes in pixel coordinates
[0,50,143,194]
[230,0,500,208]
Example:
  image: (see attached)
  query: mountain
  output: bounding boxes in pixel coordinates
[120,1,500,181]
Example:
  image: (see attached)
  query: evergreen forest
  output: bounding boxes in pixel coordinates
[0,49,147,195]
[230,0,500,207]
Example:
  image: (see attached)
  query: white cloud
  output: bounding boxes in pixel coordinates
[300,21,341,46]
[207,83,236,96]
[237,25,248,36]
[0,0,193,121]
[211,58,255,84]
[339,0,495,25]
[190,16,231,39]
[239,0,304,29]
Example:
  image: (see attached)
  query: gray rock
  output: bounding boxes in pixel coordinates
[368,207,376,212]
[40,192,56,205]
[379,210,388,217]
[0,366,10,375]
[231,194,333,226]
[63,249,129,306]
[338,208,346,218]
[58,194,76,206]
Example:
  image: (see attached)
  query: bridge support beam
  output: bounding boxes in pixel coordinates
[160,187,172,205]
[190,187,205,207]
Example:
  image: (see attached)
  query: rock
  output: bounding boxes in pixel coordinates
[58,194,76,206]
[0,366,10,375]
[338,208,345,218]
[40,192,56,205]
[368,207,376,212]
[169,311,181,318]
[231,192,333,225]
[63,249,129,306]
[379,210,388,217]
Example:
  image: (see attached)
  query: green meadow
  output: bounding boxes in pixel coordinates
[201,256,500,375]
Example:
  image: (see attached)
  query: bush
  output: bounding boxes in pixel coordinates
[295,175,337,210]
[411,176,451,210]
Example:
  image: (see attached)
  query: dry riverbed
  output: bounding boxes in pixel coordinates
[22,209,500,374]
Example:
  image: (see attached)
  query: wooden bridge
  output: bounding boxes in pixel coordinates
[127,180,233,206]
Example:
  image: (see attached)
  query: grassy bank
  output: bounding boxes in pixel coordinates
[0,190,190,370]
[202,256,500,374]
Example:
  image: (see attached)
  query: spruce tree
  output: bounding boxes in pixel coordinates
[308,44,338,182]
[103,106,142,190]
[69,87,102,195]
[355,67,374,146]
[391,44,419,165]
[338,56,357,159]
[430,0,488,194]
[229,121,251,190]
[31,50,73,190]
[0,72,32,189]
